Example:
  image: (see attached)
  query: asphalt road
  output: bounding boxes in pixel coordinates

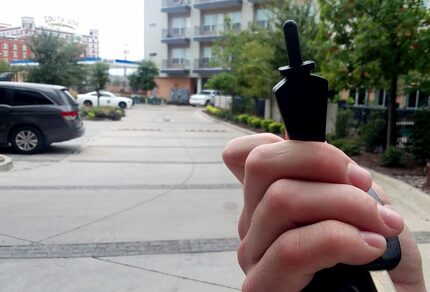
[0,104,429,291]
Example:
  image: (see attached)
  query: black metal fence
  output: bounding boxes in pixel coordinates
[339,104,419,151]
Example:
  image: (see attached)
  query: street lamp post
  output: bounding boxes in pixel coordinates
[123,45,129,92]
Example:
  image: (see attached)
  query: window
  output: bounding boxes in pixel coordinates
[13,44,17,51]
[171,17,187,35]
[171,48,188,65]
[202,13,224,33]
[350,88,367,105]
[375,89,386,106]
[3,50,8,57]
[201,46,212,66]
[226,11,241,30]
[0,88,12,105]
[407,90,430,108]
[3,43,8,49]
[23,45,27,51]
[255,8,272,28]
[12,90,54,106]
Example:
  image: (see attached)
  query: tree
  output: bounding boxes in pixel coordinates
[211,28,278,115]
[27,33,85,87]
[317,0,430,146]
[209,0,319,116]
[204,72,237,96]
[128,60,159,95]
[0,59,9,72]
[88,62,110,90]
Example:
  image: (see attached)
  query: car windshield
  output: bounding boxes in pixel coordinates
[199,91,211,95]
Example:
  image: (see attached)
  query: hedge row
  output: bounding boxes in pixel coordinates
[206,105,285,134]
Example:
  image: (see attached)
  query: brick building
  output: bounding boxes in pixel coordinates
[0,16,99,61]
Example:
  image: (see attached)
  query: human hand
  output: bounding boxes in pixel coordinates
[222,133,426,292]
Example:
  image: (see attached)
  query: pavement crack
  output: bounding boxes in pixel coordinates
[94,257,241,291]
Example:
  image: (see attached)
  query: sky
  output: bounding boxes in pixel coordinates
[1,0,145,61]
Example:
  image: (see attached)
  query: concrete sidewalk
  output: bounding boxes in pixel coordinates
[0,105,428,291]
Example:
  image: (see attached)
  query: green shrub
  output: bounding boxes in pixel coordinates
[268,122,283,134]
[86,111,96,120]
[359,111,386,152]
[206,105,221,115]
[247,116,262,128]
[238,114,250,124]
[330,138,362,156]
[379,146,405,167]
[411,110,430,162]
[261,119,275,131]
[335,109,355,138]
[80,106,123,121]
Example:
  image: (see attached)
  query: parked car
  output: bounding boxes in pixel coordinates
[189,89,222,106]
[76,91,133,109]
[0,82,85,154]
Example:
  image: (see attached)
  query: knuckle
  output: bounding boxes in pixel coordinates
[264,180,297,216]
[245,144,272,174]
[237,240,250,273]
[242,276,256,292]
[221,138,241,164]
[277,233,303,270]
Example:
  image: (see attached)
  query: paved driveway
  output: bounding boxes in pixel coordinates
[0,105,249,291]
[0,104,429,291]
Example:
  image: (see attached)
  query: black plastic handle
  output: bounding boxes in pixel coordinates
[273,19,401,291]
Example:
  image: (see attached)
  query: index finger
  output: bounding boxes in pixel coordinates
[222,133,284,184]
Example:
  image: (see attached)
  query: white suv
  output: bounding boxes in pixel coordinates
[189,89,220,106]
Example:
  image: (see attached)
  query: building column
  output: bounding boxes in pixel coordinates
[197,77,202,93]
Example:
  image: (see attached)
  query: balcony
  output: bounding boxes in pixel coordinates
[193,23,241,42]
[193,58,230,75]
[194,0,242,10]
[161,28,190,45]
[248,20,272,31]
[161,58,190,75]
[161,0,192,13]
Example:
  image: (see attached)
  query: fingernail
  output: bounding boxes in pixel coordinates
[378,205,404,231]
[360,232,387,249]
[347,163,372,190]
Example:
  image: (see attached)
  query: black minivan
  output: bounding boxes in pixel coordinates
[0,82,85,154]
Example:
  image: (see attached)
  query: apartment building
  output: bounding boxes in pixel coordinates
[0,37,32,62]
[144,0,271,100]
[0,17,99,59]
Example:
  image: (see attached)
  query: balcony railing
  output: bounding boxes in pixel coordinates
[161,28,190,44]
[161,0,191,13]
[193,23,241,42]
[193,58,230,75]
[161,58,190,75]
[194,0,242,10]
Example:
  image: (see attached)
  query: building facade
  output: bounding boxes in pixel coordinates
[0,17,99,60]
[0,37,32,62]
[144,0,271,100]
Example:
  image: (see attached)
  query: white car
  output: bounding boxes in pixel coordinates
[189,89,221,106]
[76,91,133,109]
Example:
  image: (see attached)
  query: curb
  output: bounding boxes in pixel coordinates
[0,154,13,172]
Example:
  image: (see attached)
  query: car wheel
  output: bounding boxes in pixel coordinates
[205,100,211,106]
[10,126,45,154]
[83,100,93,107]
[118,102,127,109]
